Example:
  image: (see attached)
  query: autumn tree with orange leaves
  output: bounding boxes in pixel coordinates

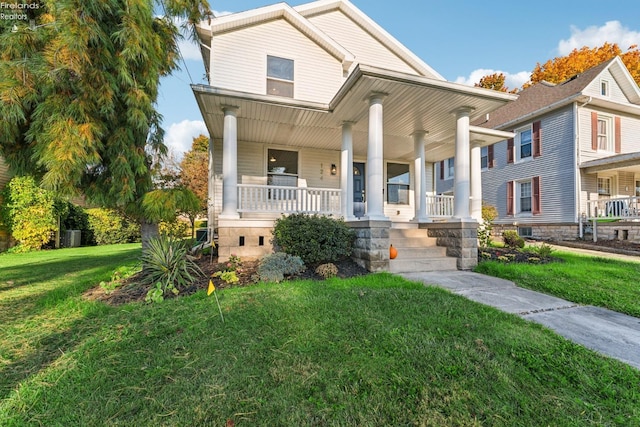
[474,73,518,93]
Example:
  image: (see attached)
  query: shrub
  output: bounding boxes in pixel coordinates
[86,208,140,245]
[502,230,525,249]
[159,218,190,239]
[140,235,203,294]
[315,263,338,279]
[272,214,355,264]
[478,204,498,248]
[254,252,306,283]
[533,242,554,258]
[0,176,63,251]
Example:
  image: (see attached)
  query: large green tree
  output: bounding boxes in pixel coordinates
[0,0,210,242]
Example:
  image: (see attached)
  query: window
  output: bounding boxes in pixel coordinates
[518,227,532,237]
[267,56,294,98]
[481,146,488,170]
[601,80,609,96]
[518,127,532,160]
[597,177,611,196]
[387,163,410,204]
[597,116,612,151]
[636,180,640,197]
[519,181,532,213]
[444,157,454,179]
[267,148,298,188]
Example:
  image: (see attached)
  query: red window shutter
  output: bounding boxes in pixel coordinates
[615,116,621,153]
[591,112,598,150]
[507,138,514,164]
[533,121,542,157]
[488,144,494,168]
[507,181,514,216]
[532,176,541,215]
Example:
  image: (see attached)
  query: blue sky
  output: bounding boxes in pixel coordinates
[158,0,640,157]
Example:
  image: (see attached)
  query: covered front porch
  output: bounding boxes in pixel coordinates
[193,65,516,270]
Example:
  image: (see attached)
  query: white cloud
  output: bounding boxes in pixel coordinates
[455,69,530,90]
[557,21,640,55]
[164,120,209,159]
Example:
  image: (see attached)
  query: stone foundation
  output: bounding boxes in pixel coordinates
[421,221,478,270]
[493,222,640,243]
[587,221,640,242]
[348,220,391,272]
[217,219,275,262]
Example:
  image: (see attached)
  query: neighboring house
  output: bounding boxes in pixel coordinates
[437,57,640,242]
[192,0,516,271]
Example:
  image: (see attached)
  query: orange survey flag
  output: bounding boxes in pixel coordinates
[208,279,215,296]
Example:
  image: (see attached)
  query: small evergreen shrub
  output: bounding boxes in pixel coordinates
[272,214,355,264]
[315,263,338,279]
[478,204,498,248]
[534,242,554,258]
[254,252,305,283]
[140,235,203,293]
[502,230,525,249]
[86,208,141,245]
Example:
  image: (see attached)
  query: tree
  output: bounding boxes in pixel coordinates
[474,72,517,93]
[179,134,209,213]
[0,0,211,248]
[528,43,640,88]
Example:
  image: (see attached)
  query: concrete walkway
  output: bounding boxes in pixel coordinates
[400,271,640,370]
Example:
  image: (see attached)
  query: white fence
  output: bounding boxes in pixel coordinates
[586,196,640,220]
[238,185,341,215]
[426,194,455,218]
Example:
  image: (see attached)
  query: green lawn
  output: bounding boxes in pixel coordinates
[1,245,640,426]
[475,251,640,318]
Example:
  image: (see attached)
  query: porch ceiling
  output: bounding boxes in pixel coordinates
[192,65,516,162]
[581,151,640,174]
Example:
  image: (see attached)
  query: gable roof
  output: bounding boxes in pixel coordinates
[294,0,444,79]
[478,57,640,130]
[196,2,355,72]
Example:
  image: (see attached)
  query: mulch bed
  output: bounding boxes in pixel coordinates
[84,256,370,306]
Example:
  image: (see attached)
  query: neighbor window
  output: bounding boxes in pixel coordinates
[518,227,532,237]
[518,181,532,213]
[444,157,454,179]
[517,126,532,161]
[267,56,294,98]
[387,163,410,204]
[596,115,613,151]
[597,177,611,196]
[481,146,488,170]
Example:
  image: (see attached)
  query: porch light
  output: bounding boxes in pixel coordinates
[331,164,337,175]
[269,155,276,162]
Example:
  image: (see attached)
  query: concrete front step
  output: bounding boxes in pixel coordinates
[390,246,447,258]
[391,237,438,248]
[389,257,458,273]
[389,228,428,238]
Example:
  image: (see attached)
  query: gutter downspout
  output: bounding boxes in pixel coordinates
[576,96,592,238]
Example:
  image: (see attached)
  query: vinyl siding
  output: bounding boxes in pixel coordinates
[583,69,628,103]
[307,10,420,75]
[482,106,577,224]
[578,107,640,162]
[210,19,344,104]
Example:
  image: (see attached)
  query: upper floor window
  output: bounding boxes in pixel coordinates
[518,127,532,161]
[267,56,294,98]
[600,80,609,96]
[596,115,613,151]
[387,163,410,204]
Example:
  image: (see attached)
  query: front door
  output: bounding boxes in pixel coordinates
[353,162,365,217]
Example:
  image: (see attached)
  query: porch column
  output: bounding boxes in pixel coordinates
[453,107,474,220]
[365,93,388,221]
[341,122,356,221]
[470,141,483,222]
[220,106,240,219]
[412,131,429,222]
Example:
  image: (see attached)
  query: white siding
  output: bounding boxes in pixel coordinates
[307,10,420,75]
[482,106,577,224]
[300,148,340,189]
[211,19,344,103]
[579,107,640,162]
[583,69,629,103]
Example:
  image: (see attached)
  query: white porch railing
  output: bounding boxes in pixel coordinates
[586,196,640,220]
[238,184,341,215]
[426,194,455,218]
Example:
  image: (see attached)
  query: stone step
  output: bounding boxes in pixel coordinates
[390,246,447,258]
[389,228,429,238]
[389,257,458,273]
[391,236,438,248]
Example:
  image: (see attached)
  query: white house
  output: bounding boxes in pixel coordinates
[437,57,640,243]
[192,0,516,271]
